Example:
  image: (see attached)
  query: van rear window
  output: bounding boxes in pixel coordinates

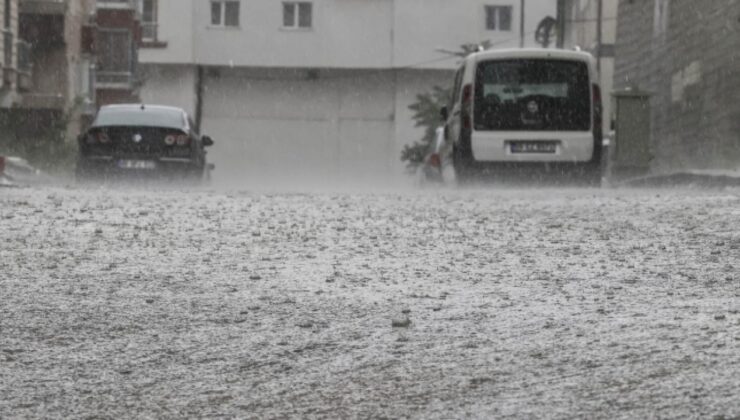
[474,59,591,131]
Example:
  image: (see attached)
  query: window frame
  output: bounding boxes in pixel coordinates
[97,28,132,74]
[485,5,513,32]
[96,28,134,87]
[282,2,313,30]
[210,0,240,28]
[141,0,158,42]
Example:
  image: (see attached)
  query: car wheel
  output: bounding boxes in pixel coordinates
[203,163,213,184]
[75,159,98,183]
[181,166,204,184]
[184,165,210,186]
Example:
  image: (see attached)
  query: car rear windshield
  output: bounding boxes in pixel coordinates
[474,59,591,131]
[92,107,187,130]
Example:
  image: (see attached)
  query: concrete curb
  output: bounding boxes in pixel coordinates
[615,171,740,188]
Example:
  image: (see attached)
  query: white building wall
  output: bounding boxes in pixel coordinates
[192,0,393,68]
[138,0,194,64]
[138,65,197,117]
[394,0,556,69]
[139,0,557,186]
[141,0,556,68]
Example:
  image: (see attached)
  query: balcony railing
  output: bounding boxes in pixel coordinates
[96,0,137,10]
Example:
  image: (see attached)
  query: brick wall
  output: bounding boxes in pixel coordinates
[614,0,740,171]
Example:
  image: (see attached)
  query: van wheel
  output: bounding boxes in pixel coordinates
[581,163,602,187]
[453,146,475,185]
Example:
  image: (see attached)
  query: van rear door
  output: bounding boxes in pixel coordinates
[471,58,595,162]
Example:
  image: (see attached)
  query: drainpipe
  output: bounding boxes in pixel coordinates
[556,0,566,48]
[195,65,204,133]
[520,0,526,48]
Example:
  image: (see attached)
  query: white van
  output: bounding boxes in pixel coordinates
[441,48,603,184]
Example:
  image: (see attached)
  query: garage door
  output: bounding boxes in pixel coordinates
[202,68,395,188]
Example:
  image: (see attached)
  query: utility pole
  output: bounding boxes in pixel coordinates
[520,0,526,48]
[195,66,205,133]
[596,0,603,76]
[556,0,566,48]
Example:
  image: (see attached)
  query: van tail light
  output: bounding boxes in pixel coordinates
[592,83,603,135]
[461,84,472,130]
[428,153,441,168]
[592,83,604,161]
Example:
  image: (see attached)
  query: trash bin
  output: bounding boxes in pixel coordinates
[610,87,652,181]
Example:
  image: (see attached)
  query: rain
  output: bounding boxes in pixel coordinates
[1,1,740,418]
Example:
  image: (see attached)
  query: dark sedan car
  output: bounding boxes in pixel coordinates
[76,104,214,181]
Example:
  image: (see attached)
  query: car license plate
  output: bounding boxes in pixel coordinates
[117,160,157,170]
[510,141,558,154]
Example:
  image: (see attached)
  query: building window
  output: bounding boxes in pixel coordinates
[283,2,312,29]
[141,0,158,41]
[97,29,133,86]
[211,0,240,27]
[485,5,513,31]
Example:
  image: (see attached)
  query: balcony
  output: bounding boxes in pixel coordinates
[19,0,67,15]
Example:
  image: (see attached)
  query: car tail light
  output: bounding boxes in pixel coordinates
[176,135,190,146]
[461,84,472,131]
[97,132,111,144]
[428,153,441,168]
[593,84,602,132]
[0,156,5,174]
[164,135,176,146]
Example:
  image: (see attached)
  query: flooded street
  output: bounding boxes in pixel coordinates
[1,185,739,419]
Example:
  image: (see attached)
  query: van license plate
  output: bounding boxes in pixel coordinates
[510,141,557,154]
[118,160,157,170]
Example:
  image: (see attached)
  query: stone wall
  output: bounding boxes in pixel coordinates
[614,0,740,171]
